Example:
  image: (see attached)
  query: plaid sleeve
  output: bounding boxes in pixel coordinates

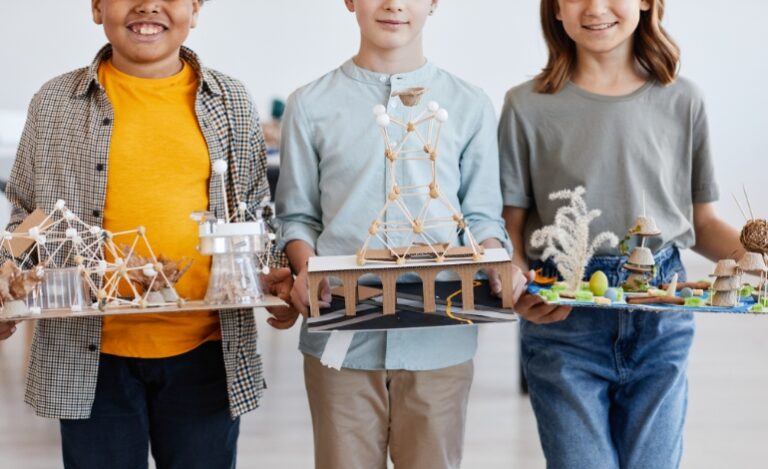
[2,92,40,267]
[245,90,288,269]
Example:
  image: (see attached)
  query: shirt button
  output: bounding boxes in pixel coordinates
[390,102,398,108]
[102,117,111,126]
[87,344,97,352]
[96,163,104,171]
[379,75,387,83]
[92,210,101,218]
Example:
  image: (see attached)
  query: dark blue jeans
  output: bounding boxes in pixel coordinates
[523,246,694,469]
[60,341,239,469]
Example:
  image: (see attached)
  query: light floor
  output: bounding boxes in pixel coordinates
[2,267,768,468]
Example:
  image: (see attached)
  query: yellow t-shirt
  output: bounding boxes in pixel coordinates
[98,59,221,358]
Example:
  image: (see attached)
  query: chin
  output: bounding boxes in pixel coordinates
[372,37,413,51]
[127,49,171,64]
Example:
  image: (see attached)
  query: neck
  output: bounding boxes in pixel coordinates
[571,42,649,96]
[353,36,426,75]
[110,50,184,79]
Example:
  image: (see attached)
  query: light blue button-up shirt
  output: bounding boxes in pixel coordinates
[275,59,507,371]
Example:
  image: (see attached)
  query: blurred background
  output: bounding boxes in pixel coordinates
[1,1,767,467]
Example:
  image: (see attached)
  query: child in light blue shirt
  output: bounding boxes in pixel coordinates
[275,1,526,466]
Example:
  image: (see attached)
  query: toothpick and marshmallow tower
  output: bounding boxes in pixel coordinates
[357,88,483,266]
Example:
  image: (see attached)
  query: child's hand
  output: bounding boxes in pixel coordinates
[481,238,505,297]
[509,267,532,304]
[514,276,572,324]
[484,267,503,297]
[262,268,301,329]
[267,306,301,330]
[263,268,294,302]
[1,321,17,340]
[290,268,331,318]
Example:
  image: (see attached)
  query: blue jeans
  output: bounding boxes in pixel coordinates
[60,341,239,469]
[523,246,694,469]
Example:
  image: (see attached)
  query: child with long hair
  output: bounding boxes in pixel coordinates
[500,1,742,467]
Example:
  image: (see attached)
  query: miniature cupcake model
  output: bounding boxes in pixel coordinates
[621,213,661,292]
[710,259,742,307]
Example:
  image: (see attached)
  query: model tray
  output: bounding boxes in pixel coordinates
[0,296,287,322]
[528,285,766,315]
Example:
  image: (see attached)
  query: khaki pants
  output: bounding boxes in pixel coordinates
[303,354,474,469]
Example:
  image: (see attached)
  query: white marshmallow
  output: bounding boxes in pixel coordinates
[212,159,228,175]
[376,114,391,128]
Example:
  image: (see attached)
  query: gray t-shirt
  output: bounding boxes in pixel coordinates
[499,78,719,260]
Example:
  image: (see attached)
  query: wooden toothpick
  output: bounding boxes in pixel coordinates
[743,185,755,220]
[732,192,749,222]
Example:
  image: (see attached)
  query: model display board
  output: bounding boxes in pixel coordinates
[305,88,517,324]
[0,160,287,321]
[528,282,767,315]
[0,298,288,322]
[529,187,768,315]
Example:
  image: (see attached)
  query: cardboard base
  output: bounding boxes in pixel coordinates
[0,296,287,322]
[307,280,516,332]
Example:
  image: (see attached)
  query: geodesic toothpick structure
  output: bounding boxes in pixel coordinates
[0,200,184,313]
[357,87,483,266]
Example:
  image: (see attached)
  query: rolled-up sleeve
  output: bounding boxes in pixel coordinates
[498,90,532,209]
[275,91,324,251]
[457,94,509,248]
[2,93,39,267]
[690,95,719,204]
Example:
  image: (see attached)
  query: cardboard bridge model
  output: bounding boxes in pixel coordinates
[308,248,514,317]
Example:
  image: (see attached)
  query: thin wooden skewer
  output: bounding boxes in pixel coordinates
[743,185,755,220]
[732,192,749,222]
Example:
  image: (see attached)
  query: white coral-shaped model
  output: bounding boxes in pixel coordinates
[530,186,619,293]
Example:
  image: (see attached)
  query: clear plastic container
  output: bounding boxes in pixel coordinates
[205,250,264,305]
[28,267,89,311]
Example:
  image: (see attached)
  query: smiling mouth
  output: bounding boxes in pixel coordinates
[377,19,409,26]
[582,22,618,31]
[127,22,167,36]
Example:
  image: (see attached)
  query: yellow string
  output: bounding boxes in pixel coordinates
[445,281,480,325]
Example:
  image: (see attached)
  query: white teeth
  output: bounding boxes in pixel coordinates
[132,24,163,35]
[585,23,616,30]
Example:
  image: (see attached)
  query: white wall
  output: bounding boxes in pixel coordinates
[1,0,766,230]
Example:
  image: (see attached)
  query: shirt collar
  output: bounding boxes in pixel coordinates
[73,44,222,98]
[340,57,437,87]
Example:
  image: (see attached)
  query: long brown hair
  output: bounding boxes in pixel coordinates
[534,0,680,94]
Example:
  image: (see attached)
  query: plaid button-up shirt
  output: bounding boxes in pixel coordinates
[3,44,284,419]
